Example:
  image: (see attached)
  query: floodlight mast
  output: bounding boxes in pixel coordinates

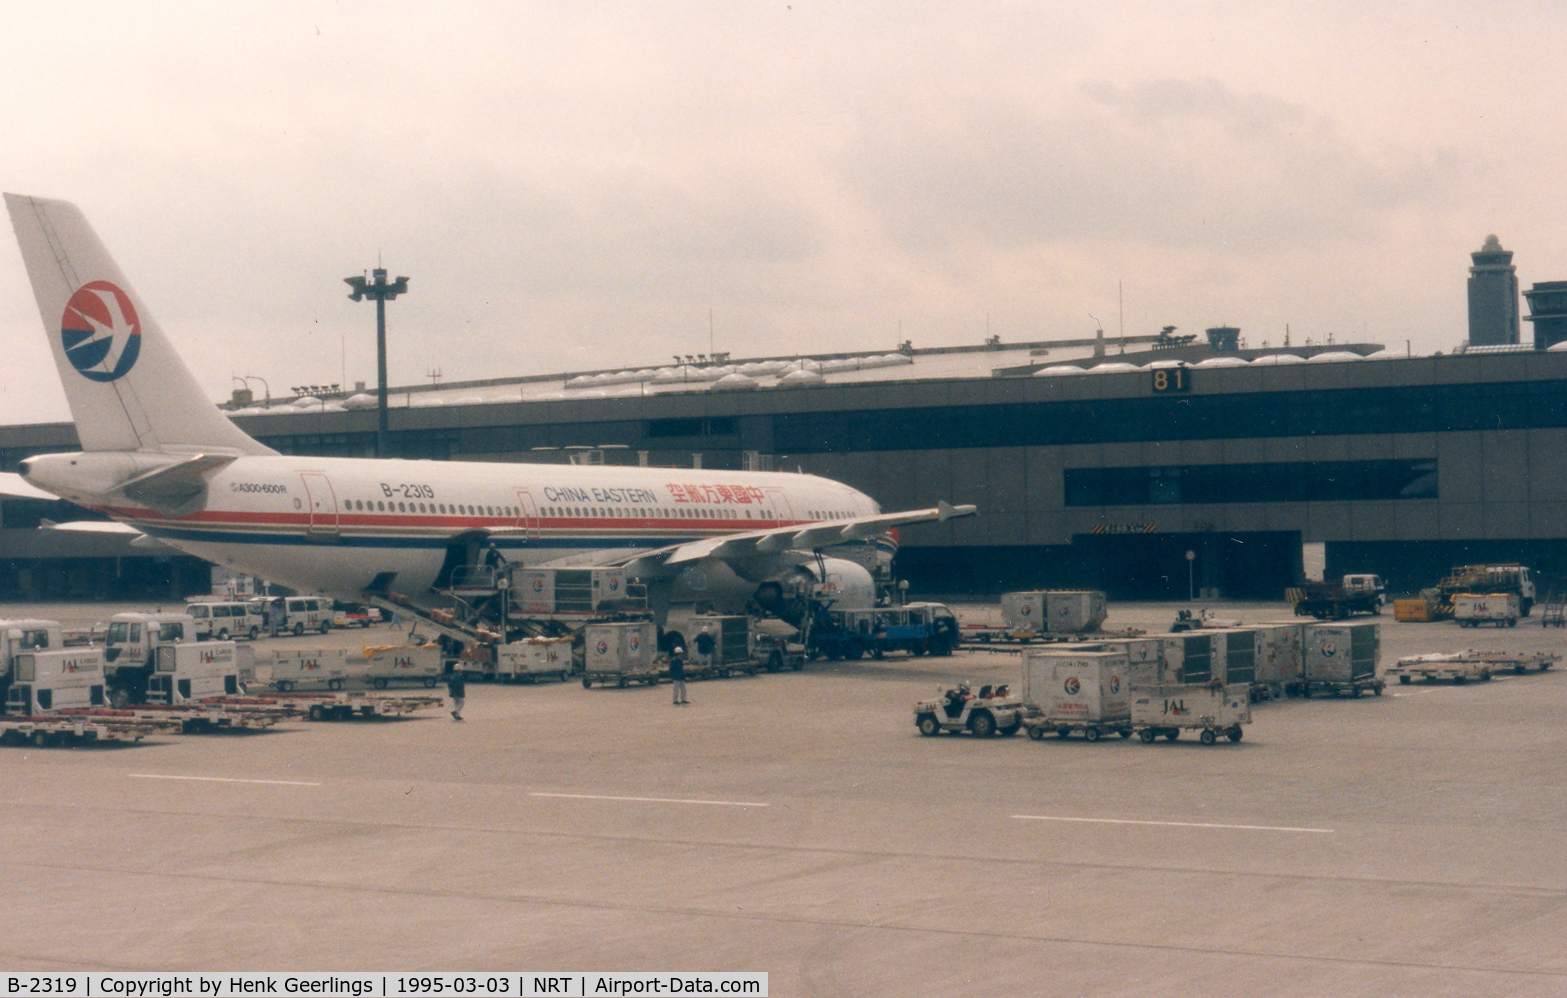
[344,267,410,458]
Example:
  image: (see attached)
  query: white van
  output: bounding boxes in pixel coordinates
[186,600,267,641]
[255,596,333,636]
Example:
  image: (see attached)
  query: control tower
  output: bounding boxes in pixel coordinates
[1467,235,1521,346]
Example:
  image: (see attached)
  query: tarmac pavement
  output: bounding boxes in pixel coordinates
[0,599,1564,996]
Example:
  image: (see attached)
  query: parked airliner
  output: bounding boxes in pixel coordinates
[3,194,974,624]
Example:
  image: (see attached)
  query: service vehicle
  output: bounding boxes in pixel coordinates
[1430,565,1537,618]
[255,689,447,721]
[185,599,266,641]
[1453,592,1521,627]
[685,615,756,678]
[102,612,197,706]
[753,632,808,672]
[813,602,960,659]
[254,596,333,635]
[1293,575,1387,619]
[1130,683,1250,744]
[912,683,1028,737]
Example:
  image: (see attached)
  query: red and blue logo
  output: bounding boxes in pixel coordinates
[62,281,141,382]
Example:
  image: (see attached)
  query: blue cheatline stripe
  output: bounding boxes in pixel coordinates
[135,524,703,550]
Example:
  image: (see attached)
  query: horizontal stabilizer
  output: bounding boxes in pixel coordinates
[101,453,236,516]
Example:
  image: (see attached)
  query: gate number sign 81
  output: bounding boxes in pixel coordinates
[1151,368,1190,393]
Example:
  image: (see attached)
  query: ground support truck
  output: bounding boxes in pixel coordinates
[1301,622,1384,697]
[580,621,660,688]
[913,685,1028,737]
[1386,650,1559,685]
[812,603,961,659]
[1291,575,1387,619]
[1453,593,1521,628]
[1019,649,1133,741]
[1130,684,1251,744]
[362,644,443,688]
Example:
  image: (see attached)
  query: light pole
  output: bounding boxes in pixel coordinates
[344,268,409,458]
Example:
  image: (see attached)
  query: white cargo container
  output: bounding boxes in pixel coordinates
[1130,683,1250,744]
[1249,622,1305,697]
[1302,622,1383,696]
[7,649,106,714]
[1208,628,1259,691]
[514,567,630,618]
[362,644,443,688]
[999,591,1108,635]
[495,638,571,683]
[581,621,659,687]
[1454,592,1521,628]
[1125,632,1217,687]
[269,647,349,692]
[1020,649,1131,741]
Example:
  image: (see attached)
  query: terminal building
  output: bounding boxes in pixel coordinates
[4,331,1567,603]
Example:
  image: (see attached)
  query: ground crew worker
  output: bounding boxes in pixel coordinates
[669,646,689,705]
[447,670,467,721]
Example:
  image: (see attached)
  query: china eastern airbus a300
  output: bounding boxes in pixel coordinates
[1,193,974,631]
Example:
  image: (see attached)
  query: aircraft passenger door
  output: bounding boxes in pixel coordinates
[300,473,340,540]
[515,490,540,541]
[764,488,796,526]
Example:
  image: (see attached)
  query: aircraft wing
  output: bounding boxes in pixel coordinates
[618,500,977,573]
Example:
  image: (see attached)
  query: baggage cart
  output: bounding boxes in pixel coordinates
[1453,592,1520,628]
[268,647,350,692]
[1019,649,1132,742]
[1248,622,1304,699]
[1131,683,1251,745]
[362,644,443,688]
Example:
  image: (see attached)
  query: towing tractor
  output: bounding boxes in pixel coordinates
[913,683,1028,737]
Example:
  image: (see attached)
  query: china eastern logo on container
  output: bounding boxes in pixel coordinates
[61,280,141,382]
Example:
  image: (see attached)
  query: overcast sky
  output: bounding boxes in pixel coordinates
[1,0,1563,425]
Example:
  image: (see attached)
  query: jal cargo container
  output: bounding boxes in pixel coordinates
[1453,592,1521,627]
[514,567,629,617]
[1021,649,1130,723]
[1000,591,1108,634]
[270,647,350,691]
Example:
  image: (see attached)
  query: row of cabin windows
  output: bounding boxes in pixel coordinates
[540,505,748,521]
[346,500,518,517]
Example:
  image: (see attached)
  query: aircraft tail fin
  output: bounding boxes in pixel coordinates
[5,193,273,456]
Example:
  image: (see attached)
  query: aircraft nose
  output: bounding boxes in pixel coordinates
[17,458,32,478]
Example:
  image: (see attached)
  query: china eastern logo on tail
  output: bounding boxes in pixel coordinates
[60,280,141,382]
